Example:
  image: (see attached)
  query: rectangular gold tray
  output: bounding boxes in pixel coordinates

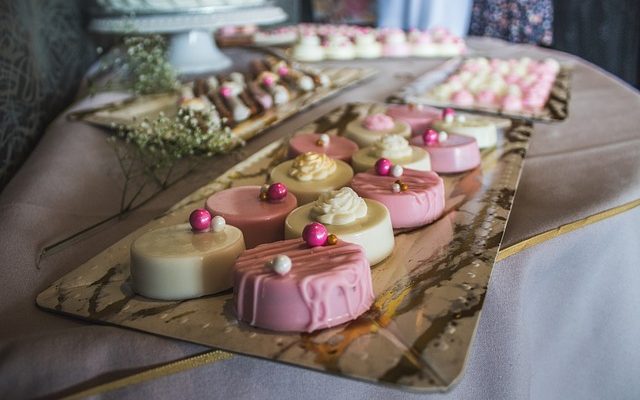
[38,103,532,392]
[68,66,377,142]
[387,57,571,122]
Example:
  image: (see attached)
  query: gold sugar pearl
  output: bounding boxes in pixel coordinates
[315,139,324,146]
[326,234,338,245]
[400,183,409,192]
[259,192,268,201]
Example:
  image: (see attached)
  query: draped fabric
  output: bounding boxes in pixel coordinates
[377,0,473,37]
[469,0,553,45]
[0,0,95,190]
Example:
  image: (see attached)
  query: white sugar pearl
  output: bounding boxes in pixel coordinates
[438,131,449,142]
[391,165,404,178]
[319,133,330,146]
[444,114,454,123]
[211,216,226,233]
[391,183,401,193]
[270,254,292,276]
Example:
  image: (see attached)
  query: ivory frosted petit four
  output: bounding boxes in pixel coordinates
[431,109,498,149]
[354,29,382,58]
[410,129,481,173]
[285,187,394,265]
[351,134,431,173]
[130,209,245,300]
[345,113,411,147]
[205,183,297,249]
[351,159,445,228]
[292,34,325,62]
[287,133,359,162]
[270,152,354,205]
[385,104,442,135]
[324,34,356,60]
[233,223,374,332]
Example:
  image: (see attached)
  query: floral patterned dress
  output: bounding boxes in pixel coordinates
[469,0,553,45]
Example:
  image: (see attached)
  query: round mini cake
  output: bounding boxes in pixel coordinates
[205,184,297,249]
[431,109,498,149]
[385,104,442,135]
[410,129,481,173]
[351,134,431,173]
[382,29,411,57]
[351,162,445,228]
[270,152,354,205]
[233,231,374,333]
[324,35,356,60]
[345,113,411,147]
[287,133,359,162]
[292,34,325,62]
[285,187,394,265]
[130,210,245,300]
[354,30,382,58]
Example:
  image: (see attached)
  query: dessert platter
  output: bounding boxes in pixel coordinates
[71,56,377,143]
[388,56,572,122]
[38,102,532,391]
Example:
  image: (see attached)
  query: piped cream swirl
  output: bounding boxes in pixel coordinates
[288,152,337,182]
[310,187,368,225]
[369,134,413,159]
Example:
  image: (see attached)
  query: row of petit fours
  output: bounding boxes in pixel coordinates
[129,106,502,333]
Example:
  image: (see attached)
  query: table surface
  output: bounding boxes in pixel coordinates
[1,37,639,399]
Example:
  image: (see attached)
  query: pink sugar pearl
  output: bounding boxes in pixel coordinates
[442,107,455,119]
[302,222,328,247]
[375,158,393,176]
[423,129,439,145]
[267,182,288,201]
[189,208,212,232]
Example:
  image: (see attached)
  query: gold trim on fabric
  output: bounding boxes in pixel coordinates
[496,198,640,261]
[60,350,233,400]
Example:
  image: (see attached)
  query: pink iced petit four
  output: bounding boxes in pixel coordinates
[410,129,481,174]
[351,161,445,229]
[501,94,524,112]
[288,133,359,162]
[233,227,374,332]
[451,90,474,106]
[205,184,297,249]
[385,104,442,135]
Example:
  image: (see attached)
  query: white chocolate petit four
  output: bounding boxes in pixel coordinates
[285,187,394,265]
[351,134,431,173]
[130,209,245,300]
[270,152,354,205]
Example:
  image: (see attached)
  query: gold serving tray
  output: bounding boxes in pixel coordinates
[69,66,377,143]
[38,103,532,392]
[387,57,571,122]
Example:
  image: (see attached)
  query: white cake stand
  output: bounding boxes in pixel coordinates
[89,5,286,75]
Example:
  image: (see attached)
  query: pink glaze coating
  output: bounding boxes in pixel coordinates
[451,90,474,106]
[362,114,395,131]
[502,94,524,112]
[233,238,374,332]
[205,186,297,249]
[410,134,481,174]
[302,222,328,247]
[385,104,441,135]
[287,133,359,162]
[351,168,445,228]
[189,208,212,232]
